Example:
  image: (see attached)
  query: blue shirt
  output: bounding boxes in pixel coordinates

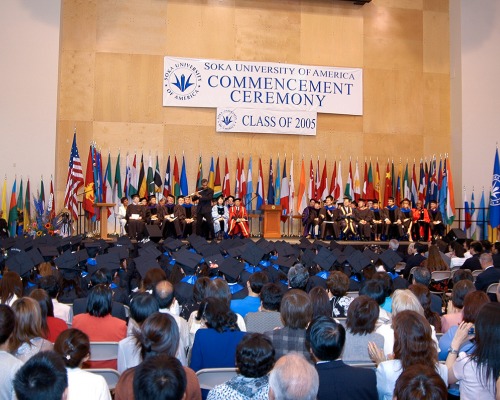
[230,296,261,318]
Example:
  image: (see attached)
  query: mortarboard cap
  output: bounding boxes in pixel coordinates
[274,255,296,270]
[57,237,73,252]
[6,251,35,277]
[54,251,79,272]
[204,254,225,267]
[27,248,44,266]
[256,238,275,254]
[162,238,185,252]
[362,247,379,263]
[329,241,342,251]
[219,238,244,252]
[173,249,203,274]
[107,246,129,260]
[347,250,372,273]
[226,244,247,258]
[241,244,267,266]
[298,237,313,250]
[139,245,162,259]
[198,242,222,258]
[274,241,296,257]
[116,235,134,250]
[300,248,317,268]
[217,257,244,280]
[314,247,337,271]
[187,234,209,253]
[96,252,121,272]
[38,245,59,258]
[74,249,90,264]
[133,255,161,279]
[12,237,34,252]
[342,245,356,257]
[0,237,16,250]
[377,249,402,271]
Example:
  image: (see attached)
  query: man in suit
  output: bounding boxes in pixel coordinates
[193,178,214,240]
[475,252,500,301]
[460,241,483,271]
[306,316,377,400]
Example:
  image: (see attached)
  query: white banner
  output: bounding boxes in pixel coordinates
[216,108,317,135]
[163,57,363,115]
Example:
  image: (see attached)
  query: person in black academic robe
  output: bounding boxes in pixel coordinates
[319,196,340,240]
[428,200,445,239]
[193,179,215,240]
[125,194,146,240]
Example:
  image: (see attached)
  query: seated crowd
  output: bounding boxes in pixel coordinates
[0,231,499,400]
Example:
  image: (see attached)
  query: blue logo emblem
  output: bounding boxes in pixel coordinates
[217,110,237,131]
[164,62,201,100]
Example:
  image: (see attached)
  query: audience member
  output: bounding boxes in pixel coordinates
[13,351,68,400]
[460,241,483,271]
[326,271,354,318]
[133,355,187,400]
[268,352,319,400]
[441,280,475,333]
[474,253,500,300]
[408,283,442,333]
[359,280,391,327]
[244,283,284,333]
[306,316,377,400]
[190,297,245,372]
[71,284,126,368]
[446,303,500,400]
[343,295,384,363]
[11,297,53,362]
[412,267,443,315]
[54,328,111,400]
[0,271,23,307]
[39,275,73,324]
[287,263,309,291]
[265,289,313,362]
[0,304,23,399]
[207,333,275,400]
[309,287,331,319]
[230,272,268,318]
[394,364,448,400]
[30,289,68,343]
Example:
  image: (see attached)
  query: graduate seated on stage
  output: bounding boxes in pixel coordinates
[228,198,250,238]
[302,199,321,238]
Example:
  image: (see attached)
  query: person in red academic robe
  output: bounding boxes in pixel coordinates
[412,200,431,241]
[228,198,250,238]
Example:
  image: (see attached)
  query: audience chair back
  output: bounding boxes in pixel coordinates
[195,368,238,390]
[89,342,119,362]
[88,368,121,390]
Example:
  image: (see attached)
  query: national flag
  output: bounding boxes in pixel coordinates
[477,190,487,240]
[113,153,123,215]
[83,146,95,217]
[318,160,328,200]
[424,160,430,203]
[17,179,23,235]
[280,158,290,222]
[314,159,320,201]
[489,147,500,229]
[330,160,336,198]
[1,178,7,221]
[245,157,253,209]
[308,159,314,201]
[298,158,307,213]
[39,176,45,214]
[222,157,231,197]
[470,189,477,238]
[403,163,411,201]
[438,160,448,220]
[95,149,104,204]
[173,155,180,199]
[8,179,17,237]
[428,158,438,203]
[267,158,275,205]
[275,156,281,205]
[163,155,171,198]
[383,161,392,205]
[344,160,354,200]
[235,157,241,198]
[256,158,265,209]
[214,157,222,198]
[63,132,84,220]
[146,155,154,197]
[180,156,188,196]
[395,174,401,204]
[129,154,138,197]
[104,153,113,218]
[366,162,375,200]
[24,179,31,229]
[196,155,203,190]
[418,160,426,203]
[463,187,471,232]
[438,158,443,193]
[391,161,396,198]
[154,155,162,194]
[208,157,215,189]
[138,154,147,198]
[446,157,456,225]
[362,161,368,197]
[47,176,56,221]
[335,160,343,203]
[411,162,418,206]
[124,154,130,198]
[353,161,361,202]
[374,161,380,202]
[240,157,247,201]
[289,158,295,216]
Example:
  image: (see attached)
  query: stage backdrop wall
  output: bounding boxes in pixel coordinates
[56,0,451,226]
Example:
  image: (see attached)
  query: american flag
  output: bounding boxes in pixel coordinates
[64,131,84,219]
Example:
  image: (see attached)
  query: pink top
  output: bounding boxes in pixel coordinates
[441,311,463,333]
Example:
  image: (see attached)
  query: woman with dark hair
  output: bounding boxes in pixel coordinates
[441,280,475,333]
[54,329,111,400]
[0,304,23,399]
[212,196,229,240]
[309,287,331,319]
[450,241,466,269]
[370,310,447,400]
[343,295,384,363]
[11,297,53,362]
[115,312,201,400]
[190,297,245,372]
[394,364,448,400]
[421,245,450,292]
[0,271,23,306]
[446,303,500,400]
[408,283,442,333]
[438,290,490,361]
[326,271,354,318]
[29,288,68,343]
[72,284,126,368]
[207,333,275,400]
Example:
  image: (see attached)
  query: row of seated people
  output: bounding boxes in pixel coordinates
[302,196,445,241]
[118,194,251,241]
[2,267,499,400]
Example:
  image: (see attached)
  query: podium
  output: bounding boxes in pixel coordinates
[262,204,282,239]
[95,203,115,239]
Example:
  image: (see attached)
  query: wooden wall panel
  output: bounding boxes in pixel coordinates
[56,0,451,209]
